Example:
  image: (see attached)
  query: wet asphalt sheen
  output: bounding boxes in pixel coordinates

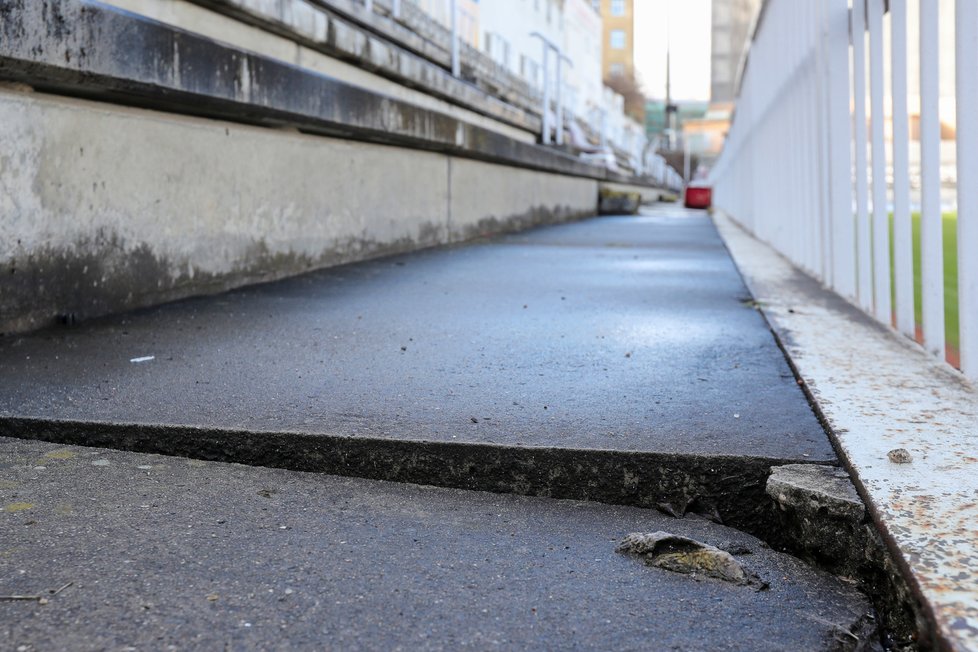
[0,207,868,650]
[0,207,833,462]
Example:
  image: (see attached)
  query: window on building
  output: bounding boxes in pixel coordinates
[610,29,626,49]
[609,63,625,77]
[611,0,625,16]
[591,0,600,11]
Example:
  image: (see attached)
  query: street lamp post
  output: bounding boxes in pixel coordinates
[683,136,690,182]
[664,0,677,150]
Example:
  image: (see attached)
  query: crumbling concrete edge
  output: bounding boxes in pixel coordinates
[0,414,818,545]
[713,210,976,651]
[765,463,920,649]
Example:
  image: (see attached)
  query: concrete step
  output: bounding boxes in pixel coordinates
[0,208,833,536]
[0,437,878,650]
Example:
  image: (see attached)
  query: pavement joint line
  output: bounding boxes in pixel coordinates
[5,413,899,640]
[714,209,978,652]
[0,414,827,525]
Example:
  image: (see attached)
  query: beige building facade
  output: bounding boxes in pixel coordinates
[594,0,634,80]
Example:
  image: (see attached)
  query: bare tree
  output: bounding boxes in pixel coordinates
[604,72,646,123]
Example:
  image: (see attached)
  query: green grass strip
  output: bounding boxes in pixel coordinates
[888,211,958,353]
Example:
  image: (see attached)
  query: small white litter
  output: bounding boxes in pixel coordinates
[130,356,155,363]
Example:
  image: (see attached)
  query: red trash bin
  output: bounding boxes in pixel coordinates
[684,185,712,209]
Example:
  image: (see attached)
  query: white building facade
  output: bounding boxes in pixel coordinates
[562,0,603,123]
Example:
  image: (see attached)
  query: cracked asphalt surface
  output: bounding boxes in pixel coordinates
[0,437,873,651]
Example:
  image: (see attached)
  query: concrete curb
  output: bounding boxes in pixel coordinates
[714,210,978,651]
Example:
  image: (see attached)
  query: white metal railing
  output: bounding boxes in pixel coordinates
[710,0,976,379]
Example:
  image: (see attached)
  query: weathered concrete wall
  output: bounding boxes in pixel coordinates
[449,159,599,239]
[0,0,659,334]
[0,87,597,334]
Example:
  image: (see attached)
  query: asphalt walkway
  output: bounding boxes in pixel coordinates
[0,208,827,460]
[0,437,872,650]
[0,205,875,649]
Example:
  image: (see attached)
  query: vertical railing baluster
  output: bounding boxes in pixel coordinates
[920,0,945,358]
[791,0,804,269]
[750,32,764,238]
[816,0,835,287]
[852,0,873,311]
[827,0,855,300]
[806,1,822,279]
[956,0,978,376]
[868,0,890,324]
[891,0,914,338]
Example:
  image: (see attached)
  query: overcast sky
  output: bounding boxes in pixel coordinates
[633,0,712,102]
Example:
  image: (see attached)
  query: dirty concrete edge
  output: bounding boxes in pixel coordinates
[711,209,940,651]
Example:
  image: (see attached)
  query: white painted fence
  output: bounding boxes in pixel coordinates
[710,0,976,379]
